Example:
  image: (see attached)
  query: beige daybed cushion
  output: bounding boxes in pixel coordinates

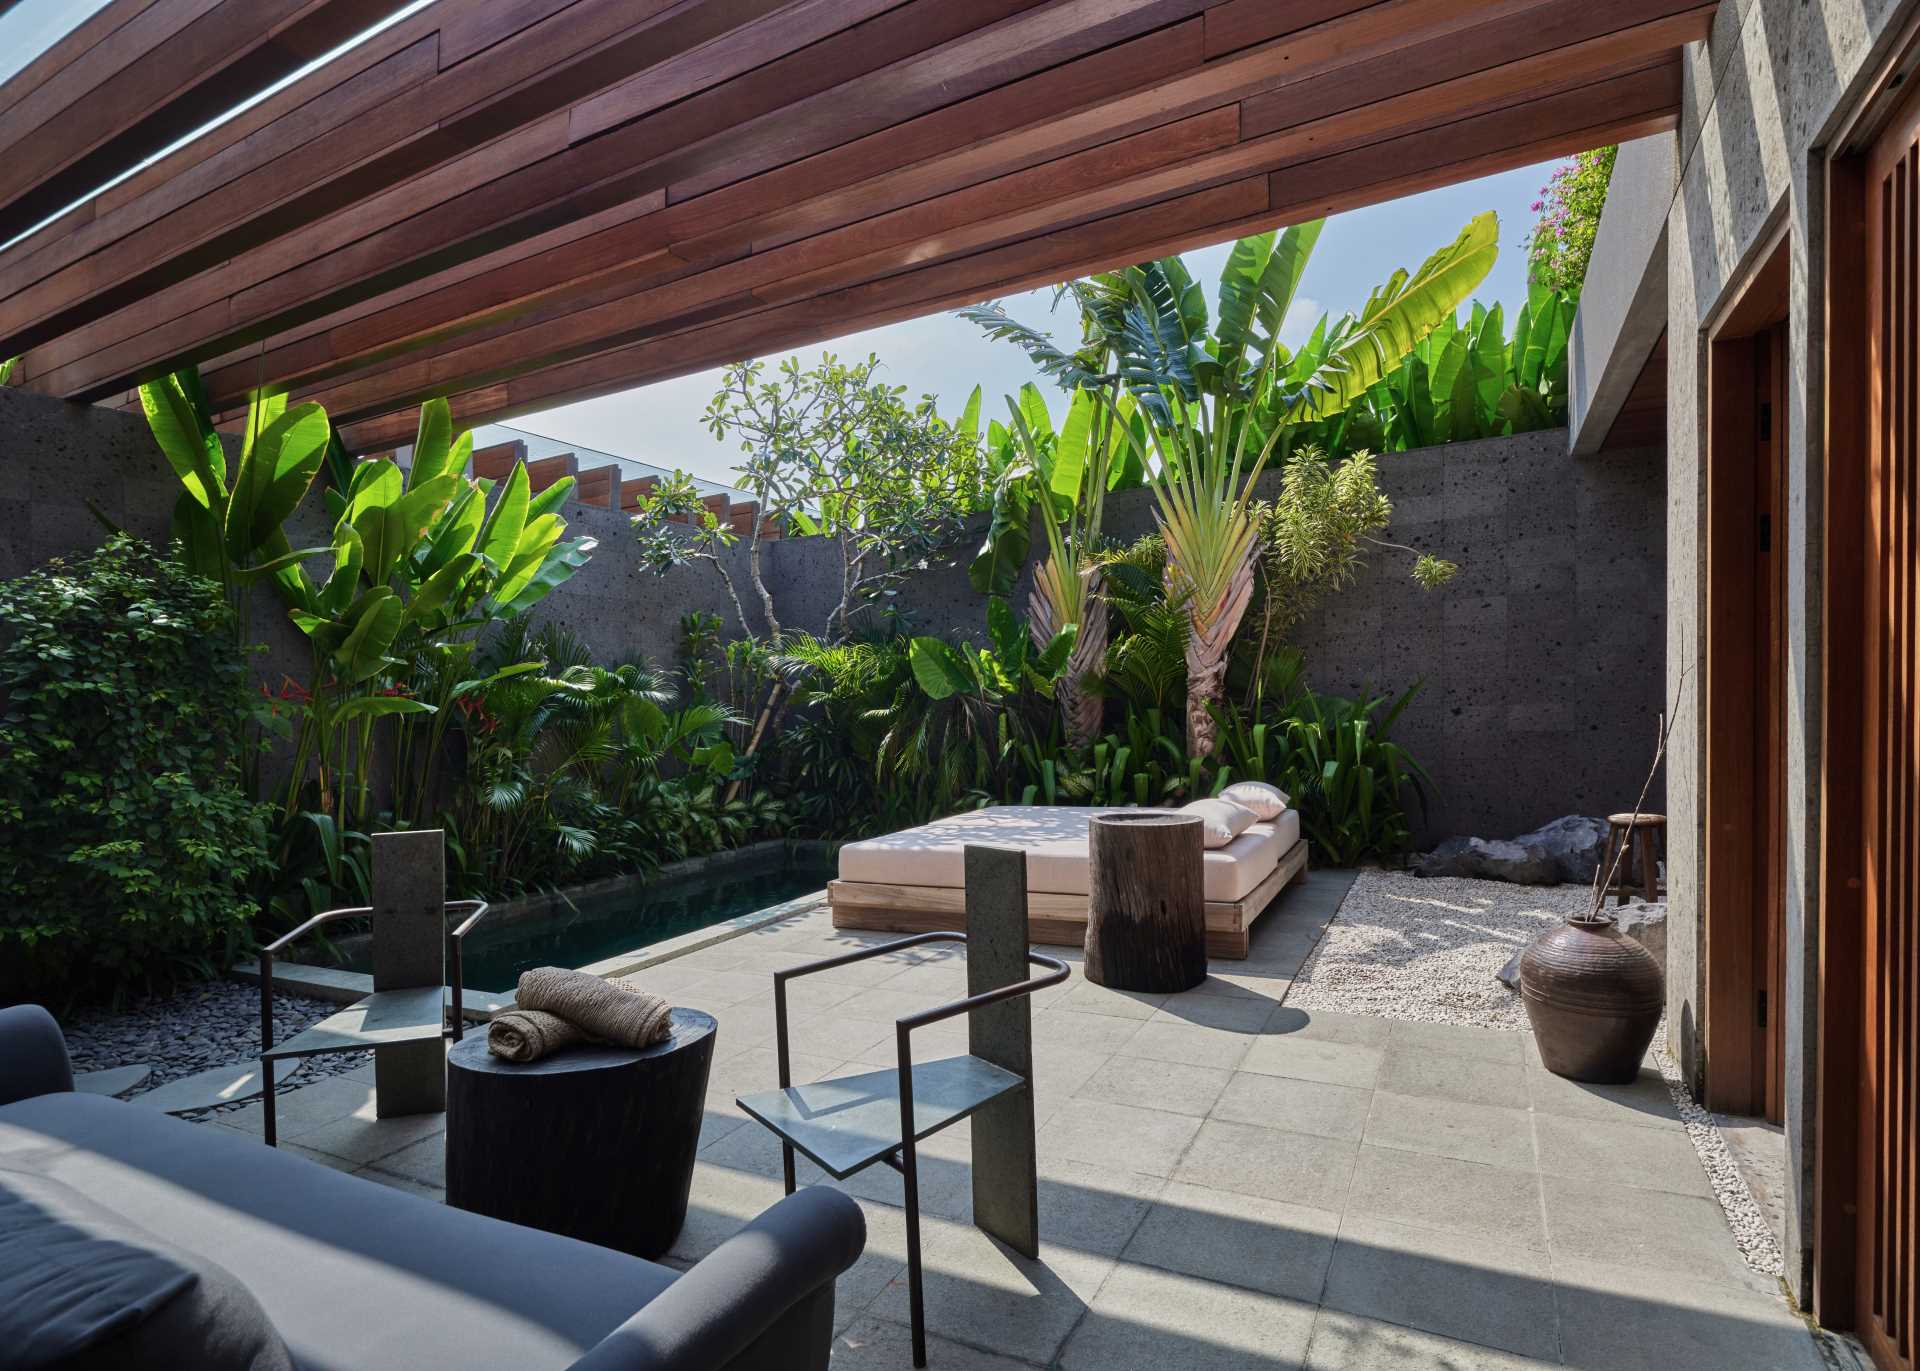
[838,804,1301,904]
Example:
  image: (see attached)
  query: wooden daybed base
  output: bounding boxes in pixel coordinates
[829,837,1309,961]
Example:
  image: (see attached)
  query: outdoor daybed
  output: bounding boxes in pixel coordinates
[0,1004,864,1371]
[830,803,1308,959]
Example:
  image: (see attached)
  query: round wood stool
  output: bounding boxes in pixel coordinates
[1084,811,1207,992]
[445,1007,716,1259]
[1601,813,1666,905]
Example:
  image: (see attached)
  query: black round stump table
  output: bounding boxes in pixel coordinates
[445,1007,716,1260]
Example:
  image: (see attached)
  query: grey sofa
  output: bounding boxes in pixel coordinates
[0,1004,864,1370]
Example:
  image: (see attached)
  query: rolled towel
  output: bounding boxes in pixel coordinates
[514,966,674,1050]
[487,1008,589,1063]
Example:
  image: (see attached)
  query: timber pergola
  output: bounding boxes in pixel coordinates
[0,0,1714,452]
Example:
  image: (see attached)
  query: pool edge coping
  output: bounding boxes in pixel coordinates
[230,887,832,1020]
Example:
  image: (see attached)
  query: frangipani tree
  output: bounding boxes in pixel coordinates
[965,211,1497,754]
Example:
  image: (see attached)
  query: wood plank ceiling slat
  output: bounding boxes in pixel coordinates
[0,0,403,243]
[0,0,1714,441]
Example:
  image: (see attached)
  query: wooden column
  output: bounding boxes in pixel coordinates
[1084,813,1206,993]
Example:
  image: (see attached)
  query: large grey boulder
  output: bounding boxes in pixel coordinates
[1511,815,1612,884]
[1413,836,1561,885]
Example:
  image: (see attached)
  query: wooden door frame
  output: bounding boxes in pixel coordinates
[1817,13,1920,1341]
[1702,228,1791,1118]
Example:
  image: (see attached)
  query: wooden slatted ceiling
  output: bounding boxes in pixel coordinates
[0,0,1712,446]
[0,0,403,245]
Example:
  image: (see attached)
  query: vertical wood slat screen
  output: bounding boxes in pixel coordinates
[1865,107,1920,1371]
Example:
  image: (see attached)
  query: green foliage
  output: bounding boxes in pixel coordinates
[0,538,272,1000]
[441,621,773,895]
[1526,146,1616,293]
[1296,286,1578,453]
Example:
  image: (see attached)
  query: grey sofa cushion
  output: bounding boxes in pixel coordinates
[0,1170,291,1370]
[0,1093,675,1371]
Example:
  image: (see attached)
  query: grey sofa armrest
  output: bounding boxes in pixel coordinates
[567,1187,866,1371]
[0,1005,73,1106]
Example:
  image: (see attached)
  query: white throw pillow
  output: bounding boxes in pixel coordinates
[1179,797,1258,849]
[1220,780,1289,821]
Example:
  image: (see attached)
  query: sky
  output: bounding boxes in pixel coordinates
[519,162,1560,487]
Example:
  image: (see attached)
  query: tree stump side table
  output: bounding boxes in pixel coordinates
[445,1007,716,1260]
[1084,811,1207,993]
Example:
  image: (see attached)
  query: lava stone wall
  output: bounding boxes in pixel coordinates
[0,389,1663,846]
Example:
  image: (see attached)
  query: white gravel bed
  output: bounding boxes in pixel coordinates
[1290,867,1784,1283]
[1283,866,1585,1029]
[59,978,368,1112]
[1654,1022,1786,1279]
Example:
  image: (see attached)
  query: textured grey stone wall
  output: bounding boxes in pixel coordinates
[1651,0,1918,1304]
[0,391,1664,850]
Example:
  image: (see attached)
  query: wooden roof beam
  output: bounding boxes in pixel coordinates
[292,47,1685,428]
[0,0,403,243]
[337,72,1681,452]
[27,0,1707,403]
[0,0,945,355]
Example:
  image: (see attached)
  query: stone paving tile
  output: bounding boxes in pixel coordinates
[1211,1071,1372,1143]
[1303,1309,1555,1369]
[697,1092,751,1149]
[1321,1212,1560,1360]
[361,1132,445,1187]
[1373,1044,1530,1109]
[1525,1064,1682,1130]
[1261,1005,1395,1047]
[216,1074,374,1137]
[1533,1112,1714,1197]
[1074,1054,1232,1118]
[1360,1091,1537,1170]
[1150,993,1280,1031]
[295,1105,447,1166]
[667,1161,789,1263]
[1240,1034,1384,1089]
[1118,1019,1255,1071]
[1173,1119,1359,1212]
[349,1166,443,1201]
[1058,1261,1319,1370]
[831,1316,1033,1369]
[1541,1174,1765,1291]
[1387,1018,1529,1063]
[1031,1007,1146,1056]
[867,1220,1116,1365]
[1551,1256,1825,1371]
[1123,1178,1341,1301]
[1033,1158,1164,1259]
[1344,1146,1546,1249]
[786,1013,897,1064]
[702,1045,842,1099]
[1037,1097,1202,1177]
[1055,979,1168,1020]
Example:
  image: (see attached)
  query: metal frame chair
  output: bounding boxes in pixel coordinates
[258,896,488,1147]
[737,845,1068,1367]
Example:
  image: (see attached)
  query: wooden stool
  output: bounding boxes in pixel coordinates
[1601,813,1666,905]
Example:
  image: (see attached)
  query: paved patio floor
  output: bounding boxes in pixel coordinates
[206,871,1827,1369]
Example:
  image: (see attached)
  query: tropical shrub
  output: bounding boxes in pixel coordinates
[441,622,774,895]
[1526,146,1616,293]
[966,212,1494,755]
[0,537,272,1001]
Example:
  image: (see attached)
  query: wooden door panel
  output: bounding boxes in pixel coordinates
[1862,77,1920,1371]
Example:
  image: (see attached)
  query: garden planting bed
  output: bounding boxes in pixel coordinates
[59,979,367,1110]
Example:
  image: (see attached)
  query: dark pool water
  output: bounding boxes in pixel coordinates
[325,855,833,992]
